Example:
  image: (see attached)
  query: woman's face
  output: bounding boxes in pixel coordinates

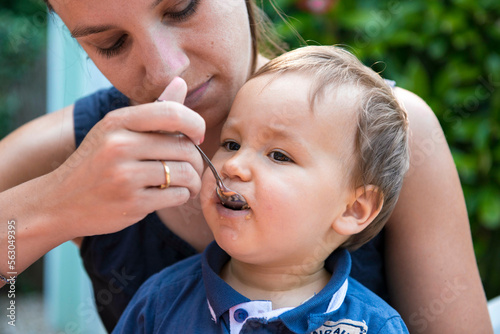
[52,0,253,127]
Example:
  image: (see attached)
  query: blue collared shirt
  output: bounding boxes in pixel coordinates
[113,242,408,333]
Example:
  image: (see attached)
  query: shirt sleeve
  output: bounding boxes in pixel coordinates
[73,87,129,148]
[112,273,161,334]
[375,316,410,334]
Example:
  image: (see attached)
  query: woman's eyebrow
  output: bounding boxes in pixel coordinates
[71,25,116,38]
[70,0,169,38]
[150,0,167,9]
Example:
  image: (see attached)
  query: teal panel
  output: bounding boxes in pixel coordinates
[44,13,109,334]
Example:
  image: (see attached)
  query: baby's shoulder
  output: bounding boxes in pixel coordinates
[338,277,409,333]
[345,277,397,316]
[130,253,203,306]
[113,255,206,333]
[151,253,203,289]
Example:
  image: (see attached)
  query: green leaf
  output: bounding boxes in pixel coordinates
[478,188,500,229]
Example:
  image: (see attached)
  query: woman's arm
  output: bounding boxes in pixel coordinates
[385,87,493,333]
[0,106,77,286]
[0,95,206,287]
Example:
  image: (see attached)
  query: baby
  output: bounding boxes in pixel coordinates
[114,45,410,333]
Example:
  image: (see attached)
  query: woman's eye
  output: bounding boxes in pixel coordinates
[165,0,201,22]
[96,35,128,58]
[94,0,200,59]
[222,141,241,151]
[269,151,293,163]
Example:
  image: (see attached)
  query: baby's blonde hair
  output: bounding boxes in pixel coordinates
[253,45,410,251]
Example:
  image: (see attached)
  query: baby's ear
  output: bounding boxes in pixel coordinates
[332,185,383,236]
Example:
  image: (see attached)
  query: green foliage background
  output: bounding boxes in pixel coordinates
[262,0,500,299]
[0,0,498,299]
[0,0,46,138]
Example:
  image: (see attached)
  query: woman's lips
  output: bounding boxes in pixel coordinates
[185,77,212,109]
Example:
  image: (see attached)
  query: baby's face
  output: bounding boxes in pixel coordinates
[200,72,359,266]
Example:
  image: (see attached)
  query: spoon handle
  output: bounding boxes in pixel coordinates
[194,144,249,210]
[194,145,224,190]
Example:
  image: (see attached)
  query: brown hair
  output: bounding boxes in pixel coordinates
[43,0,286,74]
[253,45,410,251]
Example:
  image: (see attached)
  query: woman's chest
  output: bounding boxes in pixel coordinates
[156,198,214,253]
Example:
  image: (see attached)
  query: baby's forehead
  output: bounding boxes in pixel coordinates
[233,72,360,144]
[236,72,360,126]
[252,71,360,107]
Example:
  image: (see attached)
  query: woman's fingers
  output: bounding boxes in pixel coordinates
[130,160,202,196]
[98,130,204,177]
[56,133,203,236]
[158,76,187,103]
[103,100,206,146]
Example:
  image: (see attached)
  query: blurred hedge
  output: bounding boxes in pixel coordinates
[262,0,500,299]
[0,0,46,138]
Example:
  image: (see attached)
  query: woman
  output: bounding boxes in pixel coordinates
[0,0,492,332]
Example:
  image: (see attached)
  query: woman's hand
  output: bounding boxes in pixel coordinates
[0,78,207,278]
[51,79,206,238]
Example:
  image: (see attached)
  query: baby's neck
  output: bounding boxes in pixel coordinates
[220,259,331,310]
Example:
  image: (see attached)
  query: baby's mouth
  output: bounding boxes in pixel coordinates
[221,202,250,211]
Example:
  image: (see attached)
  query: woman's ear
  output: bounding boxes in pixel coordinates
[332,185,383,236]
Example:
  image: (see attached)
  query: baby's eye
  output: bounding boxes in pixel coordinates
[269,151,293,163]
[222,140,241,151]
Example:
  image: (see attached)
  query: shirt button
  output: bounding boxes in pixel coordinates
[233,308,249,323]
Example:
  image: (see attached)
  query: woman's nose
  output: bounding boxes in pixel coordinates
[142,30,190,88]
[220,150,252,183]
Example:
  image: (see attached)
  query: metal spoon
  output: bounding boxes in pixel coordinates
[156,99,248,210]
[194,145,249,210]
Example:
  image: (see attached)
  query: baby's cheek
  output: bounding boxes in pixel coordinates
[200,173,215,205]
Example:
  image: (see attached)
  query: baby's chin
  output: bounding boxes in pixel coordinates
[213,228,252,257]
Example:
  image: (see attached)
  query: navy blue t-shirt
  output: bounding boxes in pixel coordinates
[74,87,388,333]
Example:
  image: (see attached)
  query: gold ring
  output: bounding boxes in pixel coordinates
[159,161,170,189]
